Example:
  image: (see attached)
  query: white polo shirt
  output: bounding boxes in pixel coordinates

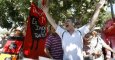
[56,25,89,60]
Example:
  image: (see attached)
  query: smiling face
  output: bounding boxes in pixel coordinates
[64,19,74,31]
[92,30,98,36]
[84,33,92,45]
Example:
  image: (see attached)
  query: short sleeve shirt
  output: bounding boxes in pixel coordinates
[45,33,63,59]
[56,25,89,60]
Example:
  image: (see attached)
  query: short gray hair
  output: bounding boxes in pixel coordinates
[66,17,74,23]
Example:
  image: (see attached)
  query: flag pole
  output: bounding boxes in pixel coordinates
[109,0,114,19]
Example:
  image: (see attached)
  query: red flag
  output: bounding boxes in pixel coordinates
[23,2,48,59]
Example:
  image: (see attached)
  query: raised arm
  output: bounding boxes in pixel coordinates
[42,1,57,30]
[88,0,106,30]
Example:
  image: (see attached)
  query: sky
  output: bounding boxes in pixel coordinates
[107,4,115,14]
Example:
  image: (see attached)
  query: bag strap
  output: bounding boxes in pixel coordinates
[94,38,99,48]
[62,31,66,39]
[77,30,82,36]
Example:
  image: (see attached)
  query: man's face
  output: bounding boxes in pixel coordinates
[50,26,55,33]
[64,19,73,30]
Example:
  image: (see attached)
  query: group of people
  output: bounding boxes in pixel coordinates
[0,0,115,60]
[0,27,24,52]
[42,0,115,60]
[83,30,115,60]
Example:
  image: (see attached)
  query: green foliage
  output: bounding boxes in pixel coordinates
[48,0,108,26]
[0,0,114,29]
[0,0,30,29]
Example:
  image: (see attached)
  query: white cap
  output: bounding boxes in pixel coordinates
[16,27,22,31]
[10,32,15,36]
[94,27,101,30]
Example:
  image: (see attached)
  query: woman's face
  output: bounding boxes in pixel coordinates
[92,31,97,36]
[84,34,93,45]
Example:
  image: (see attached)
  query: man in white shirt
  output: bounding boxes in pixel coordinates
[42,0,105,60]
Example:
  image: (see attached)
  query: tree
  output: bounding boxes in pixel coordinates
[0,0,30,29]
[0,0,114,29]
[48,0,103,25]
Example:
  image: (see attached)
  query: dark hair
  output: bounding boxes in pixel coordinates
[85,33,92,38]
[66,17,74,23]
[49,25,52,30]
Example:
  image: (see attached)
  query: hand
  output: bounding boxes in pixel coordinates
[50,56,54,60]
[92,51,102,58]
[112,23,115,26]
[92,50,101,55]
[113,51,115,54]
[96,0,106,9]
[30,0,32,3]
[42,0,49,13]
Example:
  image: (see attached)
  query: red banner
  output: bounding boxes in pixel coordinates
[23,2,48,59]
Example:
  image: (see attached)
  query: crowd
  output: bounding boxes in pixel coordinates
[0,0,115,60]
[83,30,115,60]
[0,27,23,51]
[42,0,115,60]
